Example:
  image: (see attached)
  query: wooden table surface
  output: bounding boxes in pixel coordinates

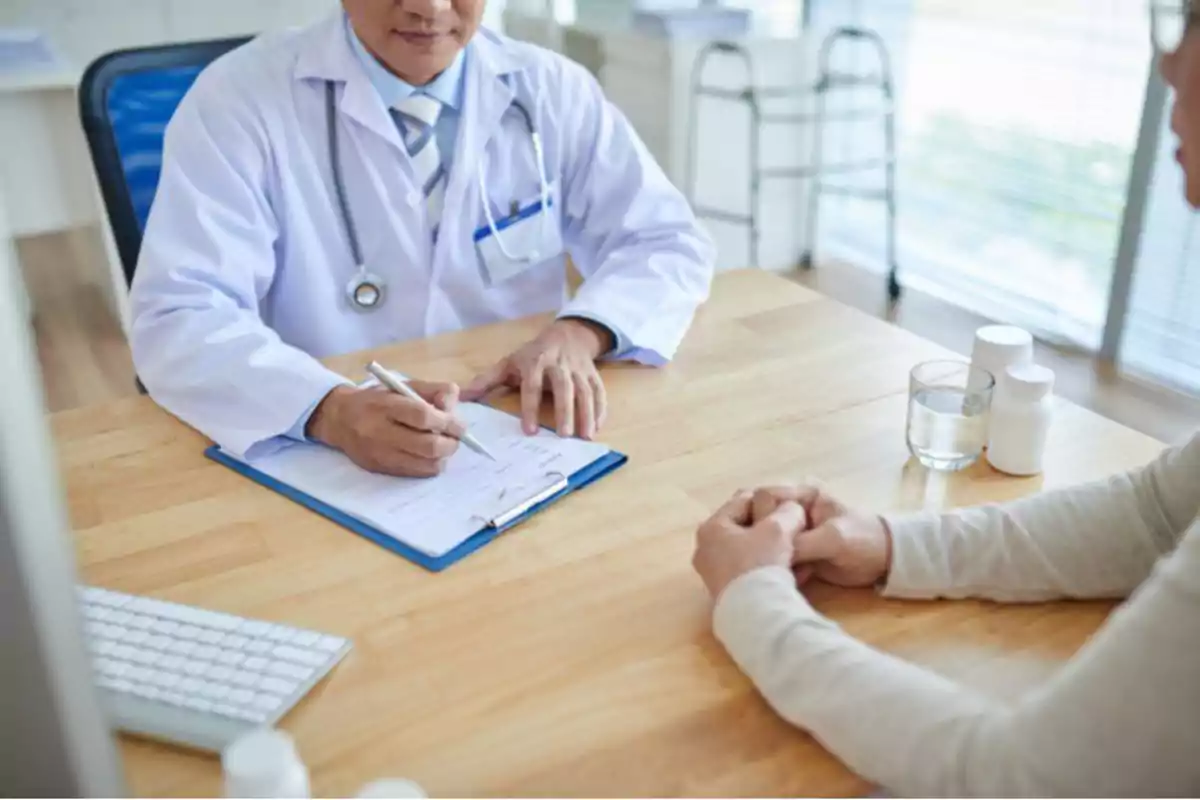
[53,269,1163,797]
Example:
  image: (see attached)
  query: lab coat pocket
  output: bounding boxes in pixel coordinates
[474,183,564,286]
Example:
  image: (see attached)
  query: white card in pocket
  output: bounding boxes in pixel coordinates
[474,184,564,285]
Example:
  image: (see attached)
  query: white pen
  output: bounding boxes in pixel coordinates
[365,361,497,462]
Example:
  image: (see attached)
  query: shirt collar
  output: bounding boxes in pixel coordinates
[345,14,466,111]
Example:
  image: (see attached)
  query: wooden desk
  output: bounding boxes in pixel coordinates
[54,270,1163,797]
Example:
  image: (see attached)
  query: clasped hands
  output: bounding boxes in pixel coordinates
[307,318,612,478]
[692,485,894,601]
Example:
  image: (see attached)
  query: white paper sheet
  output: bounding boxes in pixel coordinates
[224,403,612,558]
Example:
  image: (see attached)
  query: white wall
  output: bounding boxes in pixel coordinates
[0,0,337,70]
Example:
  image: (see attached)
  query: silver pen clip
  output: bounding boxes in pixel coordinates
[488,473,569,529]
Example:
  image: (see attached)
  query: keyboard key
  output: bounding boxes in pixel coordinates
[157,655,185,672]
[215,651,246,667]
[168,640,198,656]
[127,615,155,631]
[201,683,230,701]
[265,626,297,643]
[251,693,283,711]
[108,610,133,626]
[123,630,150,646]
[159,691,187,707]
[126,597,179,618]
[238,620,272,637]
[182,661,208,677]
[111,644,138,662]
[132,650,161,667]
[230,671,258,688]
[207,665,234,682]
[258,677,298,696]
[192,645,220,662]
[245,640,273,655]
[213,703,244,719]
[151,671,180,689]
[165,605,242,631]
[198,629,225,645]
[82,605,105,621]
[100,660,129,677]
[272,646,328,667]
[266,661,314,682]
[290,630,320,648]
[242,656,269,672]
[176,625,203,640]
[131,685,160,701]
[228,688,255,706]
[177,677,204,694]
[315,636,346,653]
[92,657,117,675]
[151,620,180,636]
[101,677,133,693]
[223,634,250,650]
[86,620,108,638]
[127,666,153,683]
[183,697,214,712]
[146,635,172,651]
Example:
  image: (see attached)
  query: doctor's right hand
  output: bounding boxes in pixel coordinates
[306,383,465,478]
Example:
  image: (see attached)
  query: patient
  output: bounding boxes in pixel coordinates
[692,5,1200,796]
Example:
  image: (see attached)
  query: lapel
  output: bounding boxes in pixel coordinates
[293,10,406,155]
[434,31,528,273]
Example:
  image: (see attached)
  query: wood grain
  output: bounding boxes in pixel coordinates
[52,269,1164,797]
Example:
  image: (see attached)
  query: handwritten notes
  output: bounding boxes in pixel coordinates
[225,404,611,558]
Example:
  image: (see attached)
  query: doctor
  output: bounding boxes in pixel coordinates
[130,0,714,477]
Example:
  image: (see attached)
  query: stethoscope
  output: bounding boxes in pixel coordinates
[325,81,551,312]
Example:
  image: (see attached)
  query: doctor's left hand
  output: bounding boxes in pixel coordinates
[462,318,612,440]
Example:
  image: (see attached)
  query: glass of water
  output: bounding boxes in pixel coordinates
[906,360,994,471]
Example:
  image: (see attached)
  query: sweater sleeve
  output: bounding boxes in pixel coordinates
[713,532,1200,797]
[881,433,1200,601]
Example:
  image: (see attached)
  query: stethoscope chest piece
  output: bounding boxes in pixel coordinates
[346,269,386,312]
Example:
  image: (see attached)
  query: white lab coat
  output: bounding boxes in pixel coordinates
[130,12,714,458]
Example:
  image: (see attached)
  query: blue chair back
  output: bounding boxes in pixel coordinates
[79,37,251,287]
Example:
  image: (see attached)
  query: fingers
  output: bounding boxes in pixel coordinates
[792,521,843,564]
[548,365,574,437]
[407,379,459,413]
[382,393,465,438]
[591,372,608,432]
[520,358,546,435]
[461,363,507,402]
[366,447,448,479]
[574,372,595,440]
[751,488,781,525]
[754,501,808,540]
[794,565,815,587]
[710,489,754,528]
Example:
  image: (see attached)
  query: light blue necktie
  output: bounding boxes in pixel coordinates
[392,94,446,236]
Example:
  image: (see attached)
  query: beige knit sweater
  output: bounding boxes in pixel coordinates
[713,434,1200,797]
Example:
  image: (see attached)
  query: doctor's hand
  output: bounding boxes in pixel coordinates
[746,485,893,589]
[306,382,465,478]
[693,490,810,600]
[462,318,613,440]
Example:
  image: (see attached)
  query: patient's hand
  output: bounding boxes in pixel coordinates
[693,490,809,600]
[747,485,893,589]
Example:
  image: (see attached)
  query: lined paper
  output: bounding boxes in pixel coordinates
[224,403,610,558]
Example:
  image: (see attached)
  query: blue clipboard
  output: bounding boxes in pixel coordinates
[204,444,627,573]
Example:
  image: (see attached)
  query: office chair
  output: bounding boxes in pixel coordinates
[79,36,251,288]
[79,37,251,394]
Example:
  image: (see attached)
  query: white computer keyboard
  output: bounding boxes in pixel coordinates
[78,586,352,753]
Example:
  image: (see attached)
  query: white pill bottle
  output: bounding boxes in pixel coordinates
[222,729,310,798]
[987,363,1055,477]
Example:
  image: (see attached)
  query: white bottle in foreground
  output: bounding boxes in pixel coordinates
[987,363,1055,476]
[222,729,310,798]
[356,778,428,798]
